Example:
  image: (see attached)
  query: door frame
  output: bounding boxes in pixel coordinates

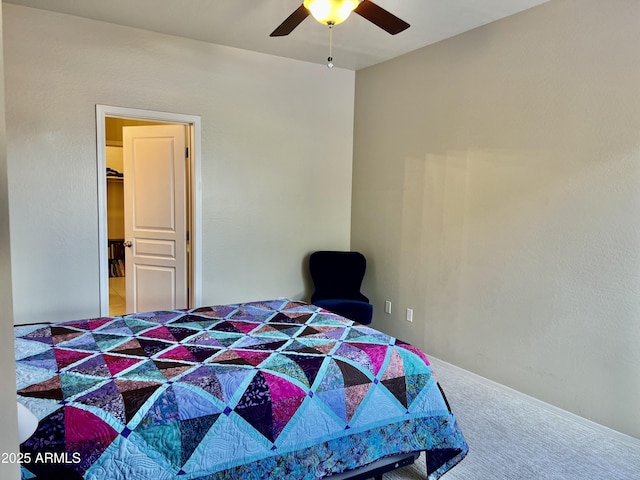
[96,105,202,316]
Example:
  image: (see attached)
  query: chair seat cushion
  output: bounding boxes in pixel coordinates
[314,299,373,325]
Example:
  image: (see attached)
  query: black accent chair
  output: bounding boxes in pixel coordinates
[309,251,373,325]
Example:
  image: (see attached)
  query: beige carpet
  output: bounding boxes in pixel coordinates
[383,359,640,480]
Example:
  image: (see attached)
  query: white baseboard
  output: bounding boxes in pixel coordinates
[428,356,640,450]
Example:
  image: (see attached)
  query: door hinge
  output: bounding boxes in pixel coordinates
[185,147,189,158]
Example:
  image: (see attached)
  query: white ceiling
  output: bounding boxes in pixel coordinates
[3,0,550,70]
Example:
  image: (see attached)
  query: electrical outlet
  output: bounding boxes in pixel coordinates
[406,308,413,322]
[384,301,392,314]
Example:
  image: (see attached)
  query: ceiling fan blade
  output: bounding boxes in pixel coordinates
[354,0,410,35]
[270,4,310,37]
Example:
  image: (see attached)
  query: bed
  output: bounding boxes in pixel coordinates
[15,299,467,479]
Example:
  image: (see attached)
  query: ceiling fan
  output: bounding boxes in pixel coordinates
[270,0,410,37]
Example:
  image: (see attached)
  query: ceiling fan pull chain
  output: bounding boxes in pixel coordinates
[327,23,334,69]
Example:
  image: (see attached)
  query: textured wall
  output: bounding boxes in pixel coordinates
[0,3,21,476]
[4,5,355,324]
[352,0,640,438]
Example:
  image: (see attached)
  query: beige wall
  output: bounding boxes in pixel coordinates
[4,5,355,324]
[352,0,640,438]
[0,3,22,477]
[105,146,124,240]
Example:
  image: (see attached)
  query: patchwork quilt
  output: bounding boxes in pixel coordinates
[15,299,467,479]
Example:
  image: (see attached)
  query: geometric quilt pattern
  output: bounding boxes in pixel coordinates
[15,299,467,479]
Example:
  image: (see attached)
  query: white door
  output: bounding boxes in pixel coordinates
[123,124,187,313]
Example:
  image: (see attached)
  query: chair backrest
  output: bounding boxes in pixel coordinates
[309,251,369,303]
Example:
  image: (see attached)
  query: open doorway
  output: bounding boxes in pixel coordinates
[96,105,202,317]
[105,118,169,315]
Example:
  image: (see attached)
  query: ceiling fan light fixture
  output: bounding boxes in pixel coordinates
[303,0,362,26]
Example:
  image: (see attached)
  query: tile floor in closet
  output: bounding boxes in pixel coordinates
[109,276,126,316]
